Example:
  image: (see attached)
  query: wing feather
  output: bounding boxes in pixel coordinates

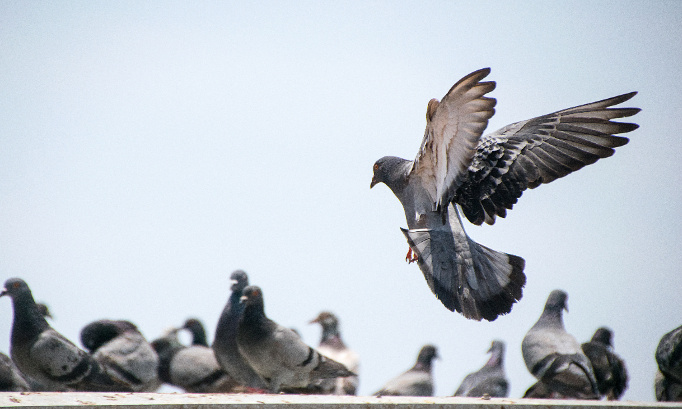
[456,92,639,225]
[411,68,497,210]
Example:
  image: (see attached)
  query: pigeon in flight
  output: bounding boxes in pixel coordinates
[80,319,160,392]
[454,339,508,398]
[581,327,628,400]
[521,290,599,399]
[655,325,682,401]
[374,344,438,397]
[213,270,268,391]
[310,311,360,395]
[237,285,354,393]
[370,68,639,321]
[1,278,121,391]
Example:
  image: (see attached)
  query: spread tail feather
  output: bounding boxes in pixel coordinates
[401,206,525,321]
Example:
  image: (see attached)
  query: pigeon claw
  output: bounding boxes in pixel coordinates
[405,247,419,263]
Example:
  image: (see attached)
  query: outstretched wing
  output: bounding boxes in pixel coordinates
[410,68,497,210]
[456,92,640,226]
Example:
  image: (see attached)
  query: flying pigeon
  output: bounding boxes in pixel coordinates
[581,327,628,400]
[454,339,508,398]
[521,289,599,399]
[0,352,30,392]
[237,285,354,393]
[370,68,639,321]
[213,270,268,391]
[655,325,682,401]
[151,328,241,393]
[80,319,160,392]
[182,318,209,347]
[309,311,360,395]
[0,277,121,392]
[374,344,438,397]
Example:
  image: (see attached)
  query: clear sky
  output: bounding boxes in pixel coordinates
[1,1,680,401]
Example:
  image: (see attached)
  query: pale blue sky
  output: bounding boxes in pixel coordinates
[1,1,681,400]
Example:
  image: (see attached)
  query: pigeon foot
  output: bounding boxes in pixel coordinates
[405,247,419,263]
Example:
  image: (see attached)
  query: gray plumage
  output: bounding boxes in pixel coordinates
[655,325,682,401]
[0,352,30,392]
[370,68,639,321]
[454,340,508,398]
[212,270,268,390]
[80,319,160,392]
[581,327,628,400]
[237,286,354,393]
[374,344,438,397]
[151,328,240,393]
[522,290,599,399]
[0,277,121,392]
[310,311,360,395]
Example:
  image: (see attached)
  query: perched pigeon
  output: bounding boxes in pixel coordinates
[454,339,508,398]
[310,311,360,395]
[0,277,121,392]
[213,270,268,390]
[655,325,682,401]
[0,352,30,392]
[581,327,628,400]
[237,286,354,393]
[521,290,599,399]
[80,319,160,392]
[370,68,639,321]
[374,344,438,397]
[182,318,209,347]
[151,328,241,393]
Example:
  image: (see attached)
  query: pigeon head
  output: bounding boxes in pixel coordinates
[240,286,263,305]
[488,339,505,354]
[415,344,439,370]
[0,278,31,299]
[487,340,505,366]
[81,319,138,352]
[35,303,52,319]
[309,311,338,329]
[590,327,614,346]
[230,270,249,292]
[370,156,409,190]
[182,318,208,346]
[544,289,569,313]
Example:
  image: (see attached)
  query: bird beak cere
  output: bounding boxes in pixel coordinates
[240,295,248,304]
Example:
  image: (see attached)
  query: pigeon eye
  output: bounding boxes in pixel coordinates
[373,163,379,171]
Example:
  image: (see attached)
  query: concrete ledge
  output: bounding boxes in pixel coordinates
[1,393,681,409]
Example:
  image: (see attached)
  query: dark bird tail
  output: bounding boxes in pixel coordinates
[401,205,525,321]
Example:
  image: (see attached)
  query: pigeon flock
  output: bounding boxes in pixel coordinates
[2,274,680,401]
[1,69,678,401]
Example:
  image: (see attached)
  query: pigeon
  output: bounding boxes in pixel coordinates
[213,270,268,390]
[151,328,241,393]
[182,318,209,347]
[655,324,682,401]
[0,277,121,391]
[454,339,508,398]
[374,344,438,396]
[80,319,160,392]
[0,352,30,392]
[521,289,599,399]
[370,68,639,321]
[309,311,360,395]
[236,285,354,393]
[581,327,628,400]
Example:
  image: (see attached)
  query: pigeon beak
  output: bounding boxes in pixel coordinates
[370,177,379,189]
[563,304,569,313]
[0,289,7,297]
[239,295,248,304]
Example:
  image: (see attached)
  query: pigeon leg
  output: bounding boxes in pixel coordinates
[405,247,419,263]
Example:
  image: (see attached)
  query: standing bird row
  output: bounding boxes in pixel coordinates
[371,68,639,321]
